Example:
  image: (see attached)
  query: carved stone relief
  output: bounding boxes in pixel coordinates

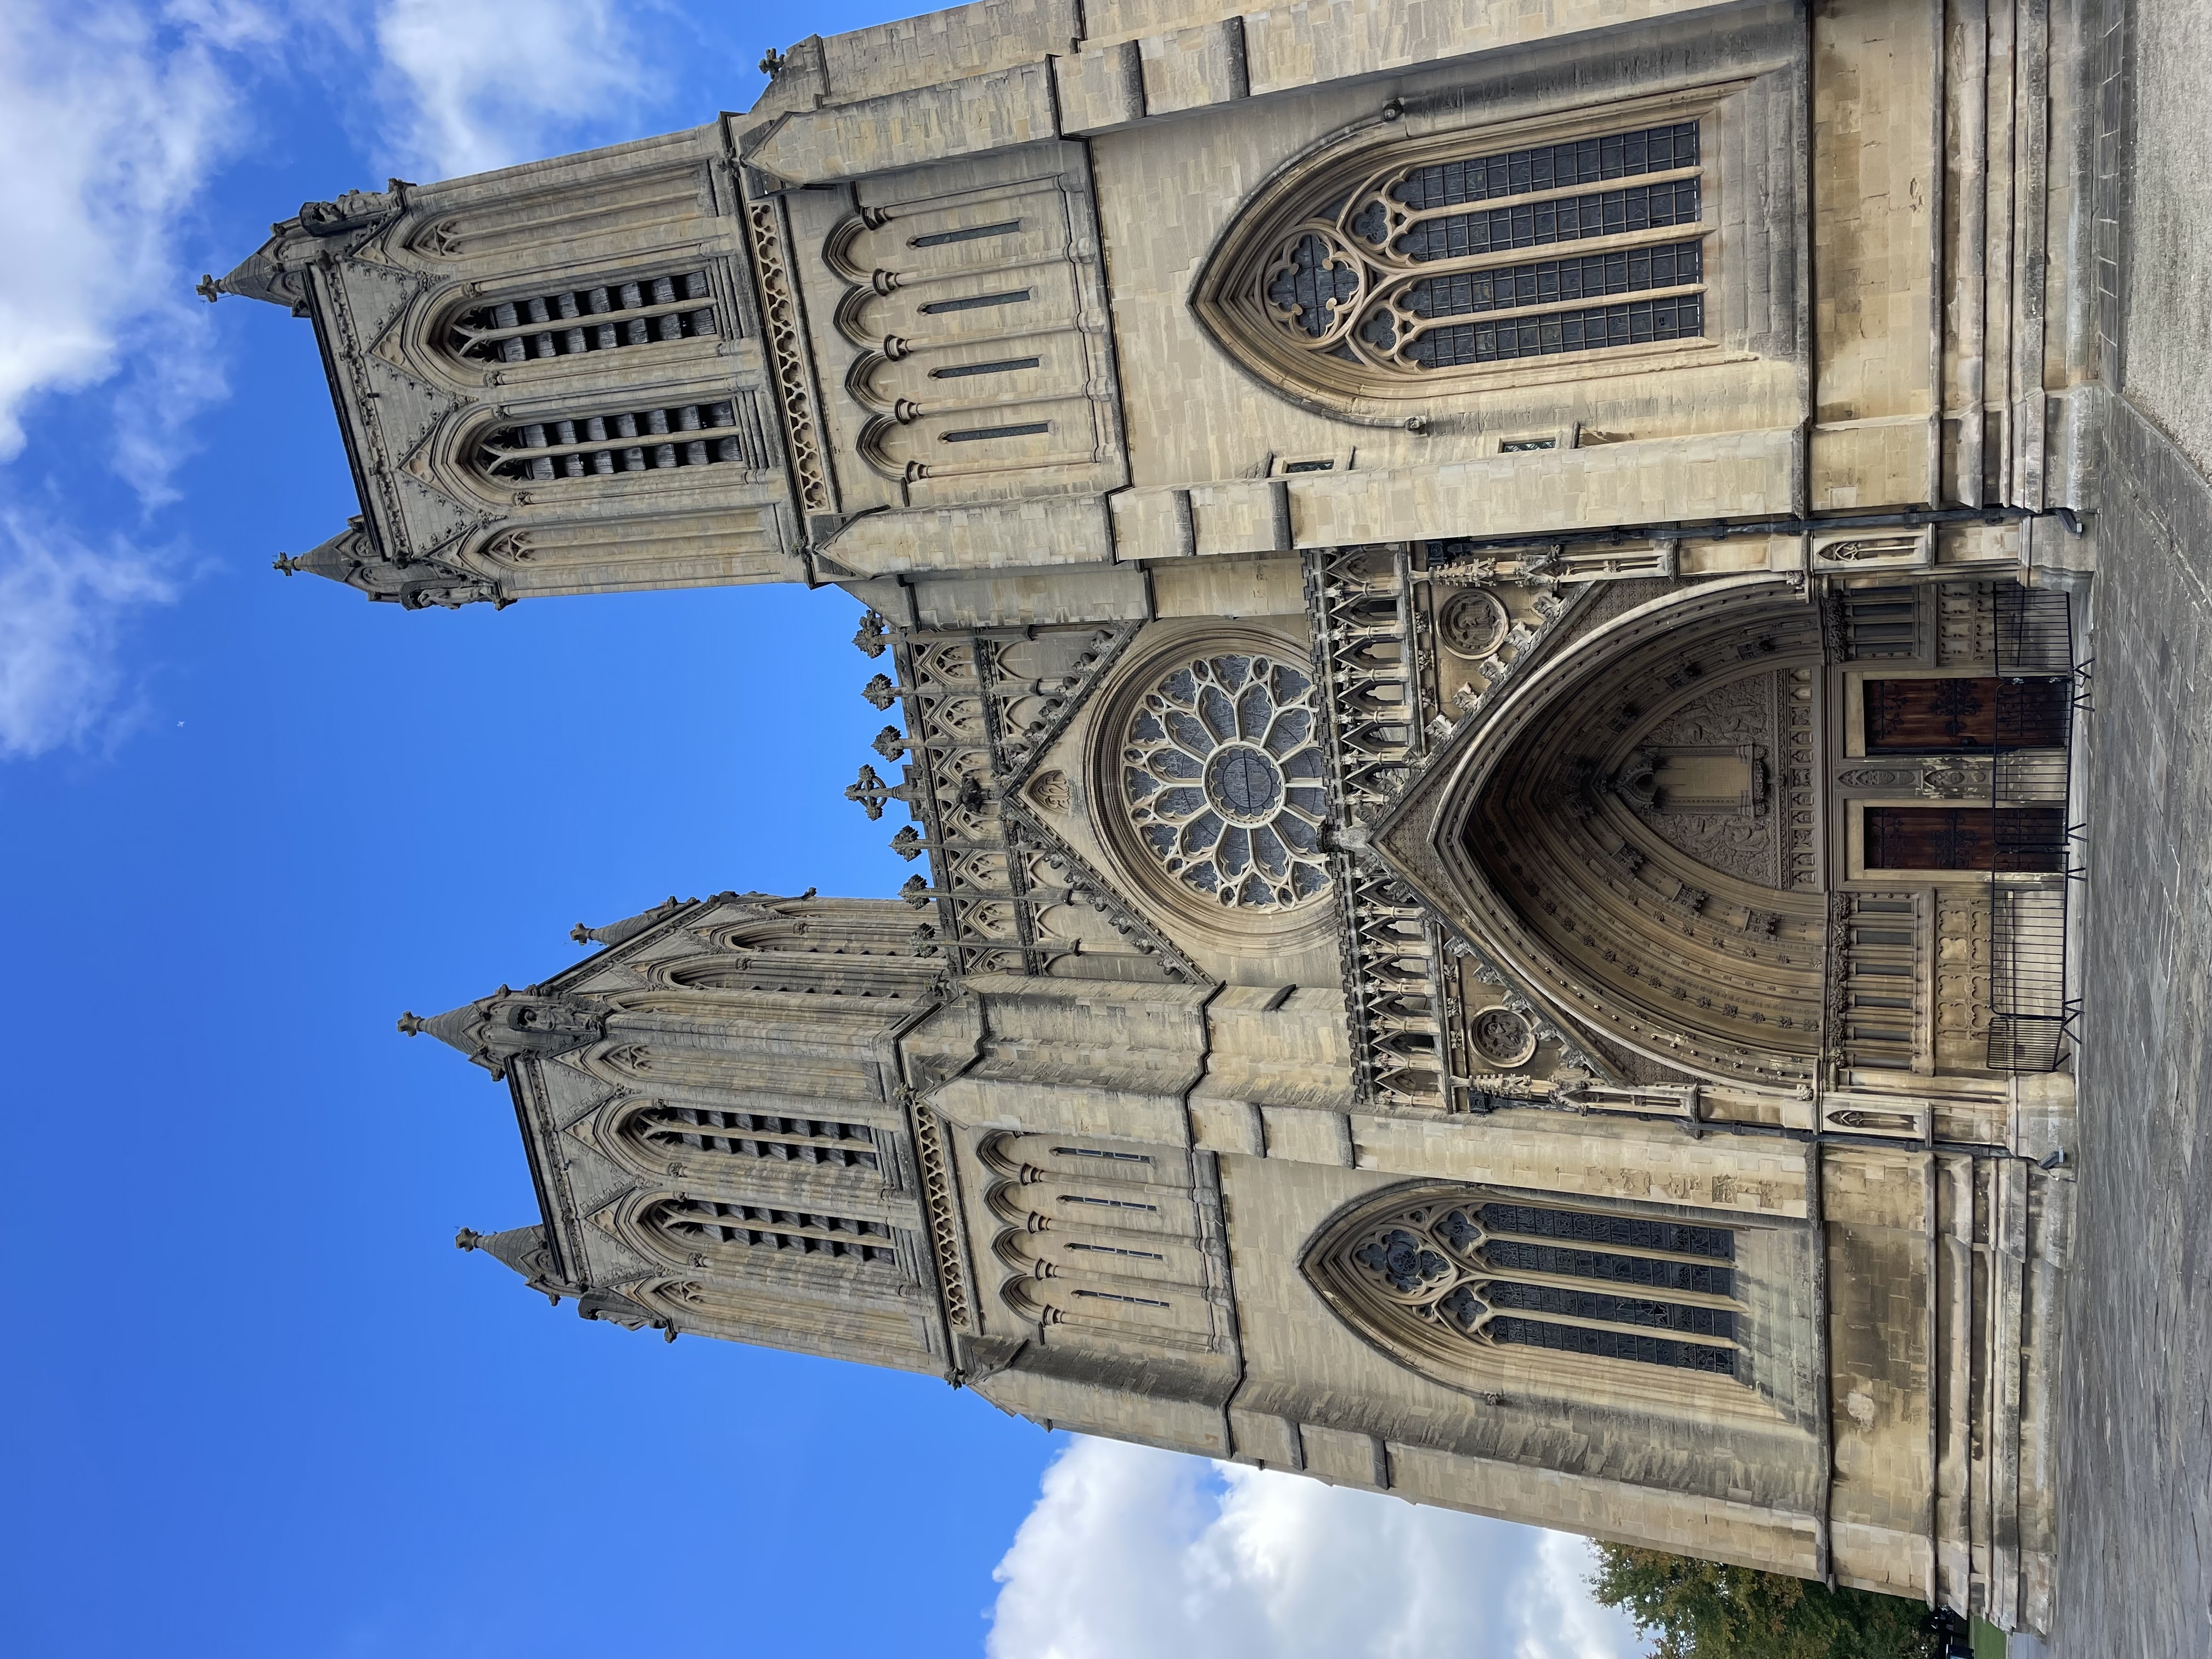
[1437,589,1509,659]
[1616,670,1783,889]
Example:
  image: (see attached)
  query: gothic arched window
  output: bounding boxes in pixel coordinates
[621,1101,880,1172]
[1305,1185,1745,1389]
[447,273,718,363]
[646,1197,897,1269]
[478,399,769,482]
[1195,115,1710,409]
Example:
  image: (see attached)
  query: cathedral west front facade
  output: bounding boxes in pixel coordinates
[211,0,2100,1633]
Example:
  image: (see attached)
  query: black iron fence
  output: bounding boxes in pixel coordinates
[1987,584,2081,1072]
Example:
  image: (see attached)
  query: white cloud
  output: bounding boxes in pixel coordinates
[988,1438,1646,1659]
[0,3,251,752]
[0,2,251,474]
[0,511,177,759]
[369,0,657,180]
[0,0,659,757]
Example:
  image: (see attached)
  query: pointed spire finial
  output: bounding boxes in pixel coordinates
[455,1228,484,1251]
[396,1001,493,1057]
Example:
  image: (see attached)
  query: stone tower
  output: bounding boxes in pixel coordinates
[221,0,2100,1634]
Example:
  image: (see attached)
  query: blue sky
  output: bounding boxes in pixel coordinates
[0,4,1644,1655]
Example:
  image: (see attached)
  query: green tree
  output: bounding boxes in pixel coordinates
[1589,1545,1945,1659]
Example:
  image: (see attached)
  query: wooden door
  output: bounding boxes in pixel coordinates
[1864,677,2069,751]
[1865,806,2067,872]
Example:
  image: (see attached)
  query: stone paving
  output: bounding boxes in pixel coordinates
[2039,0,2212,1650]
[2047,399,2212,1658]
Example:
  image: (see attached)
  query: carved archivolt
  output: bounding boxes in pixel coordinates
[1304,1184,1746,1393]
[1194,103,1716,410]
[1408,581,1830,1087]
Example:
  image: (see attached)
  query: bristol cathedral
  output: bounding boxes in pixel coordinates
[211,0,2095,1635]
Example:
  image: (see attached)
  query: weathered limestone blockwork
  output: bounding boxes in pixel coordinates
[230,0,2109,1633]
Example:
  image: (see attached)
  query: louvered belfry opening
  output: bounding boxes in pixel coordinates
[651,1198,896,1264]
[450,273,717,363]
[635,1104,879,1171]
[479,399,766,481]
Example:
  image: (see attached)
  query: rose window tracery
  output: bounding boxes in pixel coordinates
[1121,653,1330,910]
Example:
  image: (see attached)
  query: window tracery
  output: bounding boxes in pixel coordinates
[1310,1188,1744,1383]
[1199,117,1711,403]
[1120,652,1330,910]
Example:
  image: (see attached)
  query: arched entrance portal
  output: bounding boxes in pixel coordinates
[1390,580,1828,1091]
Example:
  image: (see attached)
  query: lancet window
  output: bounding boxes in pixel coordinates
[625,1103,879,1171]
[1199,116,1710,402]
[479,399,768,481]
[448,273,717,363]
[647,1197,896,1265]
[1312,1189,1744,1381]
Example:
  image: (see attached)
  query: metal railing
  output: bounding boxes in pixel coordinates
[1987,882,2071,1070]
[1986,585,2081,1071]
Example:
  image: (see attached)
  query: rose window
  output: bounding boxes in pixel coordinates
[1121,653,1330,910]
